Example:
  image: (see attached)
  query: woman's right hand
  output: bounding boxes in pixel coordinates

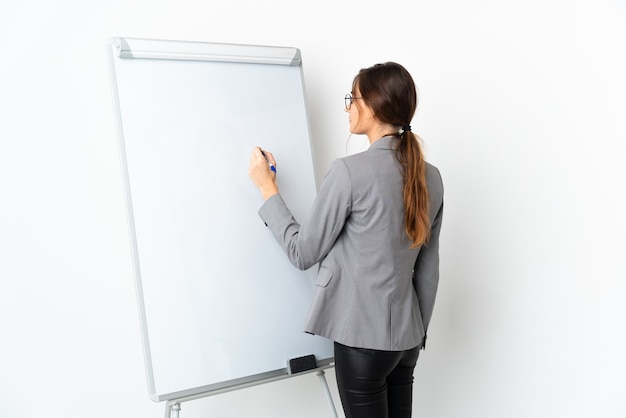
[248,147,279,200]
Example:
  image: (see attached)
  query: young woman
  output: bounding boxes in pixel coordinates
[248,62,444,418]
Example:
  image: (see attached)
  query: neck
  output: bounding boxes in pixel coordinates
[367,123,398,144]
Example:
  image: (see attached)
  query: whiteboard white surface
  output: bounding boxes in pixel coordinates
[106,37,333,402]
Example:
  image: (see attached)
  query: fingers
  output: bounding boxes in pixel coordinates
[255,147,277,169]
[249,147,275,181]
[263,150,276,167]
[250,147,264,166]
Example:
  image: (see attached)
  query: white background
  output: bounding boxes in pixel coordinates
[1,1,625,417]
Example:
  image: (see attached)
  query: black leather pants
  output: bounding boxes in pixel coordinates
[334,341,420,418]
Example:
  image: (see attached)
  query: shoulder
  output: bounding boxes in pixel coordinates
[425,162,443,184]
[325,151,372,181]
[425,162,444,204]
[338,140,398,177]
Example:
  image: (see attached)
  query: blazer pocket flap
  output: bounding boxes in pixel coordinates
[316,267,334,287]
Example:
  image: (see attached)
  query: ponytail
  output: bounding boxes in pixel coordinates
[395,130,430,248]
[353,62,430,247]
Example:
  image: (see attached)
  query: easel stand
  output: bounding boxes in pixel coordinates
[164,364,338,418]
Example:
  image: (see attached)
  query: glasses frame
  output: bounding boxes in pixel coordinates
[345,93,364,111]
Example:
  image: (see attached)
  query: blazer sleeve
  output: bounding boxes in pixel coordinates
[258,159,352,270]
[413,190,444,347]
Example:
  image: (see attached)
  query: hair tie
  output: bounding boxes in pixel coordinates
[402,124,412,133]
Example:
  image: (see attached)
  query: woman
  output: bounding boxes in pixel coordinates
[249,62,444,418]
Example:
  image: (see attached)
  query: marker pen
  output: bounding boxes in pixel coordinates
[260,149,277,173]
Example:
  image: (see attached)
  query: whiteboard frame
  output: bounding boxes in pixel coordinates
[163,364,337,418]
[111,37,302,65]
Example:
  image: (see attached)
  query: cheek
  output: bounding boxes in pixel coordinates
[349,108,359,125]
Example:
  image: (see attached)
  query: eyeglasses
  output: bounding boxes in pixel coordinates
[345,93,364,111]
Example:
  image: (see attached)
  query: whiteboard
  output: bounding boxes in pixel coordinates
[106,37,334,402]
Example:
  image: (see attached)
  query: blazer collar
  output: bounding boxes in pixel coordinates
[369,135,397,151]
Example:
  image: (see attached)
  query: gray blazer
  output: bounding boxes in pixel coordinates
[259,136,444,351]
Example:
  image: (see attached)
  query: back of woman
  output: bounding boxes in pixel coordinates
[249,61,444,418]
